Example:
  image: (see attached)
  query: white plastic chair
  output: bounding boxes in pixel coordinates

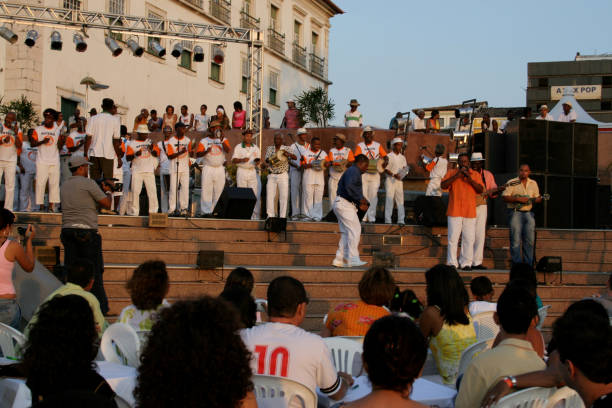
[473,311,500,341]
[0,322,25,359]
[323,337,363,377]
[546,387,584,408]
[100,322,141,368]
[338,336,364,344]
[252,374,317,408]
[537,305,551,330]
[457,337,494,377]
[493,387,551,408]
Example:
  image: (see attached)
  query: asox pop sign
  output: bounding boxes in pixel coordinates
[551,85,601,100]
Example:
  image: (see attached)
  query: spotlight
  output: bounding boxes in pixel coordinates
[193,45,204,62]
[24,30,38,47]
[0,26,18,44]
[171,42,183,59]
[127,38,143,57]
[105,36,122,57]
[149,40,165,58]
[213,46,224,64]
[50,31,62,50]
[73,33,87,52]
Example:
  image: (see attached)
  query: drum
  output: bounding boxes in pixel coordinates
[396,166,410,179]
[311,160,324,171]
[276,149,288,162]
[367,159,378,174]
[332,159,348,173]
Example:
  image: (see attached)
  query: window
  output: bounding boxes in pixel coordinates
[293,20,301,45]
[179,40,193,70]
[270,5,279,30]
[210,45,224,83]
[108,0,125,41]
[147,10,165,56]
[603,76,612,87]
[241,56,248,93]
[311,31,319,54]
[63,0,81,9]
[538,78,549,87]
[269,70,279,106]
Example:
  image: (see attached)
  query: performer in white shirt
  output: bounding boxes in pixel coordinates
[156,126,173,214]
[410,109,426,132]
[326,133,354,204]
[557,101,577,123]
[196,128,231,216]
[536,105,554,121]
[126,124,160,216]
[354,126,388,222]
[263,132,295,218]
[300,137,329,222]
[165,122,192,216]
[0,112,22,211]
[232,129,261,220]
[18,129,36,212]
[288,128,310,219]
[344,99,363,128]
[425,144,448,197]
[383,138,408,225]
[65,119,87,157]
[118,129,132,215]
[194,104,210,133]
[31,108,65,212]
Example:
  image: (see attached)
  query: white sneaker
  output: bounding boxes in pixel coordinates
[348,259,367,267]
[332,258,346,268]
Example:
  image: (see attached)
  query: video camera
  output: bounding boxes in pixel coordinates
[96,177,123,193]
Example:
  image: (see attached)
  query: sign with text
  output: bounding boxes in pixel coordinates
[551,85,601,100]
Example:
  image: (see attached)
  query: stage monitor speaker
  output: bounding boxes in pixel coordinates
[265,217,287,233]
[573,123,598,177]
[198,250,224,269]
[516,119,547,174]
[213,187,256,219]
[596,185,611,228]
[414,196,447,226]
[547,121,572,175]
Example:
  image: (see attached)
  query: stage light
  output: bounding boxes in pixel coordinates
[171,42,183,58]
[149,40,165,57]
[0,26,18,44]
[105,36,122,57]
[213,46,224,64]
[73,33,87,52]
[24,30,38,47]
[193,45,204,62]
[127,38,143,57]
[50,31,62,50]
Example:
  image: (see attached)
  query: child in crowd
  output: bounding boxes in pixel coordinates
[469,276,497,316]
[390,288,424,321]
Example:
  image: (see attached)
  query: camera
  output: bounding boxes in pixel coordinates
[96,178,122,193]
[17,226,26,236]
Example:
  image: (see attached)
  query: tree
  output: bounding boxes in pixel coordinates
[0,95,39,132]
[295,86,334,127]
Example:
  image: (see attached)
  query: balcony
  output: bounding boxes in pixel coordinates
[310,53,326,78]
[184,0,203,8]
[240,10,259,29]
[267,28,285,55]
[292,43,307,68]
[210,0,231,25]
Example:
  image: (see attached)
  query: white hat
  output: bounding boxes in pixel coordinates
[135,124,149,134]
[539,105,549,111]
[391,137,403,146]
[362,125,373,133]
[296,127,307,135]
[562,101,572,108]
[470,152,485,162]
[287,99,295,104]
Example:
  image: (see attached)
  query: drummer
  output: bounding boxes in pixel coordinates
[300,136,330,221]
[263,132,296,218]
[354,126,388,223]
[327,133,355,204]
[383,138,408,225]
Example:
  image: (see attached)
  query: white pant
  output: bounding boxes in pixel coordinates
[384,177,405,224]
[0,163,16,211]
[168,171,189,213]
[303,181,324,221]
[447,216,476,268]
[266,172,288,218]
[361,172,380,222]
[158,172,170,213]
[131,172,158,215]
[328,174,341,204]
[19,172,35,211]
[333,196,361,262]
[236,167,260,219]
[472,205,488,266]
[289,167,303,217]
[200,165,226,214]
[35,162,60,205]
[119,171,131,215]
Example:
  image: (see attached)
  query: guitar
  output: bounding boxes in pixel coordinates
[513,193,550,210]
[481,179,520,198]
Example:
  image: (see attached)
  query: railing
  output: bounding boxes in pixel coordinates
[292,42,307,68]
[240,10,259,29]
[267,28,285,55]
[210,0,231,25]
[310,52,325,78]
[184,0,203,8]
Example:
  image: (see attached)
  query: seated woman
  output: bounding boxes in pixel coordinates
[343,315,429,408]
[118,261,169,332]
[135,296,256,408]
[419,265,476,385]
[322,267,395,337]
[219,286,257,329]
[224,267,255,293]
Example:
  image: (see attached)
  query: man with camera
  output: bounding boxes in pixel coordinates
[60,156,113,314]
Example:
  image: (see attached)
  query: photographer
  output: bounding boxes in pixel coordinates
[60,156,113,314]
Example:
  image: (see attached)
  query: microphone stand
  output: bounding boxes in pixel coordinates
[174,139,181,217]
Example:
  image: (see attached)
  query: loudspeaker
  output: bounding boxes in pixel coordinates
[573,177,598,228]
[414,196,447,226]
[482,132,506,174]
[198,250,224,269]
[547,121,572,175]
[213,187,256,219]
[596,185,611,228]
[573,123,598,177]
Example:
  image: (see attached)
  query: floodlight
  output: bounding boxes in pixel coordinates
[24,30,38,47]
[73,33,87,52]
[149,40,165,57]
[105,36,122,57]
[193,45,204,62]
[213,46,224,64]
[171,42,183,58]
[0,26,18,44]
[50,31,62,50]
[127,38,144,57]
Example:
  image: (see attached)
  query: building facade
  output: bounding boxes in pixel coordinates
[527,54,612,123]
[0,0,342,127]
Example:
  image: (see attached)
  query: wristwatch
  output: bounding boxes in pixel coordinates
[502,376,517,389]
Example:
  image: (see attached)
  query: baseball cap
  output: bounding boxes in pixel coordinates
[68,156,93,169]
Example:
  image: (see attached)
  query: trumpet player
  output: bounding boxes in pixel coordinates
[383,138,407,225]
[354,126,387,223]
[232,129,261,219]
[263,132,296,218]
[326,133,354,203]
[300,137,329,221]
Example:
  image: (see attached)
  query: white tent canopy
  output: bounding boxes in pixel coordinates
[549,86,612,128]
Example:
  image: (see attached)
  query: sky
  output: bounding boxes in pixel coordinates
[326,0,612,128]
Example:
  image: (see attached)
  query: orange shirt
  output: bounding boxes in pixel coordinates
[442,168,483,218]
[325,301,390,337]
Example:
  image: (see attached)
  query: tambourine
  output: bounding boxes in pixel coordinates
[311,160,324,171]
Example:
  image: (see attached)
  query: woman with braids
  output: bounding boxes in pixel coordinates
[135,296,256,408]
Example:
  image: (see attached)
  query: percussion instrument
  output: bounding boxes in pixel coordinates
[367,159,385,174]
[331,159,349,173]
[276,149,288,162]
[311,160,324,171]
[268,149,288,168]
[396,166,410,179]
[480,179,520,198]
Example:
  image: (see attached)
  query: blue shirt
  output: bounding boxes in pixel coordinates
[337,165,364,206]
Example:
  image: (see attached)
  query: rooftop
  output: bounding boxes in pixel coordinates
[575,52,612,61]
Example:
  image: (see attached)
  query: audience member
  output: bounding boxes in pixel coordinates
[241,276,351,401]
[390,288,424,321]
[147,109,162,132]
[343,315,429,408]
[469,276,496,316]
[344,99,363,128]
[426,109,440,133]
[411,109,426,132]
[209,105,231,130]
[232,101,247,129]
[281,99,300,129]
[219,286,257,329]
[162,105,177,130]
[509,263,543,308]
[178,105,194,130]
[194,104,210,133]
[322,267,394,337]
[419,265,476,385]
[119,260,169,332]
[132,109,148,132]
[455,286,546,408]
[135,297,257,408]
[224,267,255,293]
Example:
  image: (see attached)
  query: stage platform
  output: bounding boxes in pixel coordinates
[16,213,611,338]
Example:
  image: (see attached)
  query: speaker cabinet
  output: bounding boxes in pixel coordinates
[547,121,572,175]
[213,187,257,219]
[573,123,598,177]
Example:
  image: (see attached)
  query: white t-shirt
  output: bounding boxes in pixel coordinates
[32,123,61,165]
[19,141,37,174]
[500,119,513,132]
[199,137,230,167]
[557,110,577,122]
[126,139,158,174]
[385,151,407,176]
[328,147,353,179]
[166,136,192,173]
[288,142,310,169]
[179,114,192,127]
[536,114,553,121]
[0,123,22,163]
[86,112,121,159]
[344,110,363,127]
[156,140,171,175]
[66,131,87,157]
[194,114,210,132]
[301,148,327,185]
[469,301,497,317]
[425,157,448,197]
[232,143,260,169]
[240,322,341,396]
[411,117,426,131]
[356,141,384,160]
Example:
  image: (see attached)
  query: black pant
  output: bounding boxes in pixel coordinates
[90,156,114,180]
[60,228,108,314]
